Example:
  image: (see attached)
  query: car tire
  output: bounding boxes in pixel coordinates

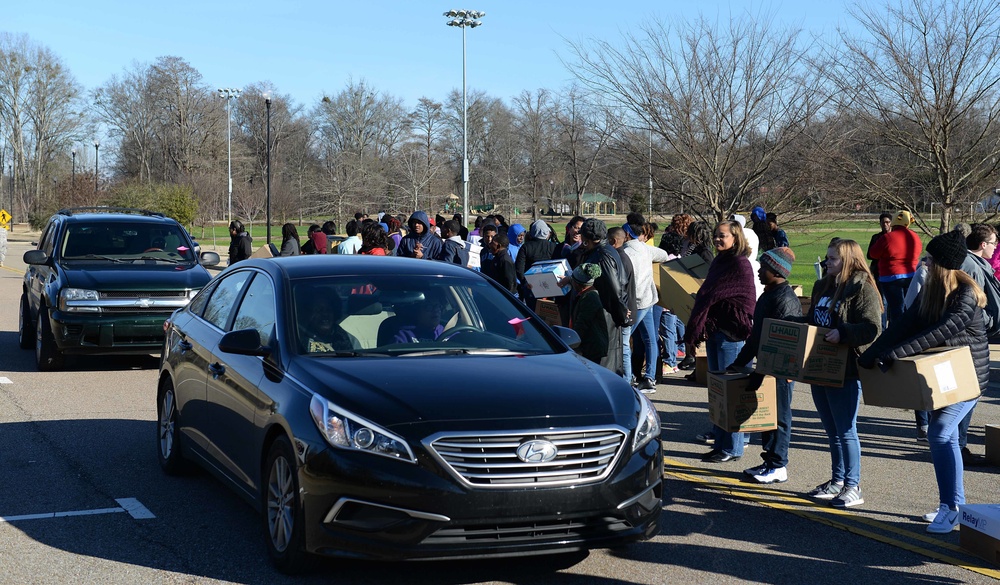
[35,307,64,371]
[18,294,35,350]
[264,435,310,574]
[157,378,191,475]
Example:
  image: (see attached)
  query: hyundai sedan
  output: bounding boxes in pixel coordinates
[157,255,662,573]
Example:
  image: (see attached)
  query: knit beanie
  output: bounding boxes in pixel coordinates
[572,262,602,286]
[926,230,968,270]
[760,247,795,279]
[579,218,608,242]
[891,210,914,228]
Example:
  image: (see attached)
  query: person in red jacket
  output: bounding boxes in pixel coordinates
[869,210,922,326]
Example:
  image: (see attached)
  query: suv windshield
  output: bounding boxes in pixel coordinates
[290,275,562,357]
[59,222,196,264]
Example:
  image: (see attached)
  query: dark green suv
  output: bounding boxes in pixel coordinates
[19,207,221,370]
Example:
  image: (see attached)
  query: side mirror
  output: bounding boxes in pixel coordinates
[200,251,221,267]
[552,325,581,349]
[218,328,271,357]
[24,250,49,265]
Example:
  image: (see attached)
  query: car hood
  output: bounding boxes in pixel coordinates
[61,264,212,290]
[290,352,639,431]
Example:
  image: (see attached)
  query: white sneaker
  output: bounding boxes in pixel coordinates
[743,463,768,477]
[926,504,960,533]
[752,466,788,484]
[921,510,938,522]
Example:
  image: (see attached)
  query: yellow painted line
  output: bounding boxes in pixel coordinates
[664,456,1000,580]
[1,265,20,273]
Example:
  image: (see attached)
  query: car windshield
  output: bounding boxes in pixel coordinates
[59,222,197,264]
[291,274,563,357]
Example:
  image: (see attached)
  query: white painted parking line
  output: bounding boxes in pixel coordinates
[115,497,156,519]
[0,498,155,523]
[0,377,12,384]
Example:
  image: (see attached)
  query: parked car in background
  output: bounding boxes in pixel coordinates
[19,207,220,370]
[157,255,662,573]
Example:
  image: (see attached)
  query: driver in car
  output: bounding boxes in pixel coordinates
[300,297,361,353]
[394,299,445,343]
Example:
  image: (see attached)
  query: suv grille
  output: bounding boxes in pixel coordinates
[100,291,187,299]
[427,428,626,488]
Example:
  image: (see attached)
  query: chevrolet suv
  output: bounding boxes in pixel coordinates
[19,207,220,371]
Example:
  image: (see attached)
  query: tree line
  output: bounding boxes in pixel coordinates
[2,0,1000,235]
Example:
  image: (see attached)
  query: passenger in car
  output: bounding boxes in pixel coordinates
[300,297,360,353]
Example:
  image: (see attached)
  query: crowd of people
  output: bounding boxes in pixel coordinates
[225,206,993,534]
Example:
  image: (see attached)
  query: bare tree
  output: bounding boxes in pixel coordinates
[554,87,617,216]
[93,62,158,182]
[567,12,824,221]
[834,0,1000,233]
[513,89,556,220]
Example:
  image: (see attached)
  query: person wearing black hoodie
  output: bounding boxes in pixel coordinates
[397,210,443,260]
[228,220,253,266]
[516,219,558,304]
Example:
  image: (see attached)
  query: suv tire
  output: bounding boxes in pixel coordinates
[18,294,35,350]
[36,307,65,371]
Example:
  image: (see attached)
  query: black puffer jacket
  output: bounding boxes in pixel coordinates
[858,283,989,392]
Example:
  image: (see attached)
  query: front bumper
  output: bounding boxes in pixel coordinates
[298,437,663,560]
[48,309,170,354]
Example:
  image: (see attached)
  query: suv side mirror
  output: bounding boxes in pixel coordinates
[200,251,221,267]
[551,325,581,349]
[218,328,271,357]
[23,250,49,265]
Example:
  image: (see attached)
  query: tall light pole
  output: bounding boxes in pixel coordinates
[648,126,653,217]
[218,87,241,225]
[265,93,272,245]
[444,9,484,231]
[93,140,100,192]
[71,148,76,187]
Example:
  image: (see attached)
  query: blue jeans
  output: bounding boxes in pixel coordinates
[706,331,746,456]
[631,306,657,382]
[881,277,911,327]
[929,399,978,507]
[621,324,634,383]
[761,378,795,468]
[812,378,862,487]
[660,311,684,367]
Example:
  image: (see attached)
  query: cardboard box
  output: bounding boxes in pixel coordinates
[695,355,708,386]
[960,504,1000,566]
[707,372,777,432]
[987,425,1000,466]
[859,346,980,411]
[754,319,849,387]
[464,242,482,269]
[250,244,276,259]
[534,299,563,328]
[524,259,571,298]
[656,255,709,323]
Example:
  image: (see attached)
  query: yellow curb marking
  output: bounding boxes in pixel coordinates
[664,456,1000,580]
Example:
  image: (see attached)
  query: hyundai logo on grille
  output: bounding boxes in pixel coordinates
[516,440,558,463]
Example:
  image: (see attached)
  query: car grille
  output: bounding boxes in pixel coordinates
[427,428,626,488]
[100,291,187,299]
[423,516,633,545]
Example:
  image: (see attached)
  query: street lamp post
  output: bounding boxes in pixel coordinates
[71,148,76,187]
[265,93,272,245]
[218,87,242,225]
[648,127,653,217]
[444,9,485,231]
[93,141,100,192]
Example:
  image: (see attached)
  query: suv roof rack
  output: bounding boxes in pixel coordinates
[57,206,165,218]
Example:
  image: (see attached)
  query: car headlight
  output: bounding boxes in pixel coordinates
[633,393,661,453]
[310,395,416,463]
[59,288,100,312]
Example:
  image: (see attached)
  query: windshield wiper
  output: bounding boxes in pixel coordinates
[133,255,182,264]
[310,350,390,357]
[81,254,123,263]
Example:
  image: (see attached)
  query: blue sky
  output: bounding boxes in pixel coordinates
[8,1,854,110]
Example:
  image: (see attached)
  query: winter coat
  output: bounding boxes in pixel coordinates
[732,281,802,368]
[683,251,756,346]
[870,226,922,281]
[622,239,671,310]
[228,232,253,265]
[571,288,610,364]
[802,271,883,381]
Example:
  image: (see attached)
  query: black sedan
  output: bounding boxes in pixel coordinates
[157,255,662,572]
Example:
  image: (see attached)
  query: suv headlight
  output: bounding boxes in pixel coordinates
[59,288,100,312]
[310,395,416,463]
[633,393,661,453]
